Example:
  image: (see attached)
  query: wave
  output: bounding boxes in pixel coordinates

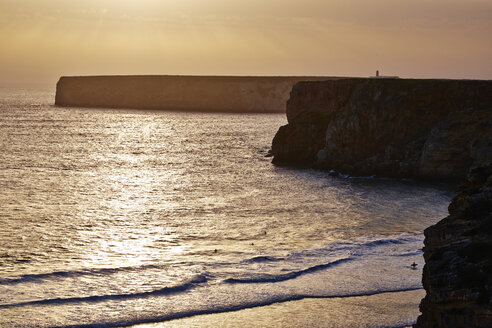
[283,235,422,261]
[347,235,422,252]
[0,264,164,285]
[0,235,421,287]
[360,235,422,248]
[244,256,285,263]
[224,235,421,285]
[47,287,423,328]
[0,274,207,309]
[392,250,423,257]
[224,257,352,284]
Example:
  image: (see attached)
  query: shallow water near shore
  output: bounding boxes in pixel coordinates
[0,88,455,327]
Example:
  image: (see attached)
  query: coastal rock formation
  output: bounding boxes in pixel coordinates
[271,78,492,181]
[415,163,492,327]
[55,75,337,113]
[270,78,492,326]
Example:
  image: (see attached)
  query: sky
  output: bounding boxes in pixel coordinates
[0,0,491,86]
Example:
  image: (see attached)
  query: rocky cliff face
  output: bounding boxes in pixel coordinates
[271,78,492,181]
[415,163,492,327]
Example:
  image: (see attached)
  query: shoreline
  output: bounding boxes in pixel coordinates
[132,289,424,328]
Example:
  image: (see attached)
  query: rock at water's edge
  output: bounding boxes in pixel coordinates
[415,163,492,327]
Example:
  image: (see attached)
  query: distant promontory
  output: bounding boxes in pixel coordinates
[55,75,338,113]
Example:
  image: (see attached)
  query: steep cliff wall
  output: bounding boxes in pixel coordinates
[415,163,492,327]
[55,75,337,113]
[271,78,492,181]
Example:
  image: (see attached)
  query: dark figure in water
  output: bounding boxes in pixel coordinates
[411,262,418,268]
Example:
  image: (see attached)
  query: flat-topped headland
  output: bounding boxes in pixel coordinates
[55,75,340,113]
[271,78,492,182]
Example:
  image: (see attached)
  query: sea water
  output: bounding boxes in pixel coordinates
[0,88,455,327]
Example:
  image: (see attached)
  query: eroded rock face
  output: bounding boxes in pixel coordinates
[419,109,492,180]
[271,78,492,181]
[415,163,492,327]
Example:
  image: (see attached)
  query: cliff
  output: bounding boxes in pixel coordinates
[55,75,337,113]
[415,163,492,327]
[271,78,492,181]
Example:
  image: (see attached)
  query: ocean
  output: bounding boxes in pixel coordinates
[0,87,455,327]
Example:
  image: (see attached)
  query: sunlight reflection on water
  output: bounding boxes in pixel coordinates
[0,88,456,327]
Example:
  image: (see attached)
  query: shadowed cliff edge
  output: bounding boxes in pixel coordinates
[415,163,492,327]
[271,78,492,182]
[55,75,339,113]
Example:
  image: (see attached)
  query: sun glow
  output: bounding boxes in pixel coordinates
[0,0,491,85]
[101,0,168,10]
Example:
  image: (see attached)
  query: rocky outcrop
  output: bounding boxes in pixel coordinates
[55,75,338,113]
[271,78,492,181]
[415,163,492,327]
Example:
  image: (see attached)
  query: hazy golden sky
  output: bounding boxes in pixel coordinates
[1,0,491,86]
